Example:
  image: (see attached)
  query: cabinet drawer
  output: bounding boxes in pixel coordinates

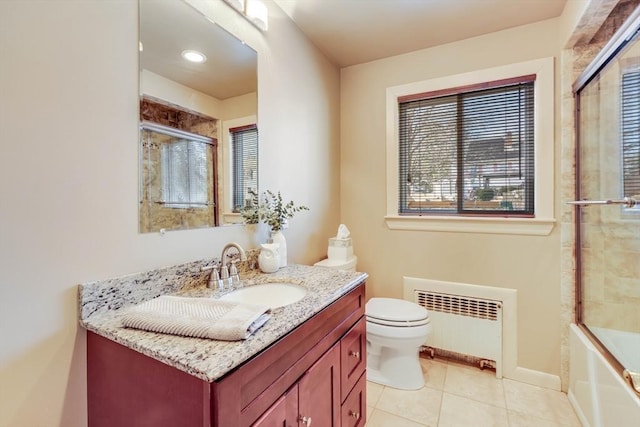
[340,317,366,402]
[340,372,366,427]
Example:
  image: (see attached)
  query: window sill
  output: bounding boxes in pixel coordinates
[384,215,555,236]
[222,212,243,224]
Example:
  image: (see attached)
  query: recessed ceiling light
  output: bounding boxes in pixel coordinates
[181,50,207,63]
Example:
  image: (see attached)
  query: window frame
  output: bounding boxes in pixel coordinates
[230,124,259,212]
[398,76,536,217]
[385,57,556,235]
[220,115,258,224]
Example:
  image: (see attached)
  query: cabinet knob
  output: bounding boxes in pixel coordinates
[349,410,360,420]
[300,415,312,426]
[349,351,360,359]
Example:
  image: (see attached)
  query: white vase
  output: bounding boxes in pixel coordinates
[270,230,287,267]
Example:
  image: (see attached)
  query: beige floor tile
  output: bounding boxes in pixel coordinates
[438,393,509,427]
[443,363,506,408]
[420,357,448,390]
[367,381,384,407]
[508,409,576,427]
[374,385,442,426]
[366,405,374,421]
[503,379,581,427]
[365,408,428,427]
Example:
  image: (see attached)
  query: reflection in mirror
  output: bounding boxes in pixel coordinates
[139,0,258,233]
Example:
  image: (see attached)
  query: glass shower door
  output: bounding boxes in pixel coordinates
[574,21,640,392]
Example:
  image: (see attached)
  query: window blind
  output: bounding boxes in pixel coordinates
[398,78,535,215]
[622,71,640,197]
[231,125,259,211]
[161,139,209,207]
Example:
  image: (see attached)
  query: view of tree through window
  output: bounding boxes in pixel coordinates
[398,78,535,215]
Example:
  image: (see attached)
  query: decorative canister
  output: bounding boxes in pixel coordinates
[258,243,280,273]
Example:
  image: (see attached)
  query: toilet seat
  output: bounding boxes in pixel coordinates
[366,315,431,327]
[366,297,429,327]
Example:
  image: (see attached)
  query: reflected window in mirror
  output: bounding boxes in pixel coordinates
[161,133,210,209]
[139,98,219,233]
[231,124,258,212]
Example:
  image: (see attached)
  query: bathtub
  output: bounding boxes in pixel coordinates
[569,324,640,427]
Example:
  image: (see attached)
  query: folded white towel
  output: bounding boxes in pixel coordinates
[120,296,271,341]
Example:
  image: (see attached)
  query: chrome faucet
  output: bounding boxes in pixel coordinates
[220,242,247,288]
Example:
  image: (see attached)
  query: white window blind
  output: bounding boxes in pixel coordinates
[231,125,259,212]
[622,71,640,197]
[398,76,535,216]
[161,139,209,208]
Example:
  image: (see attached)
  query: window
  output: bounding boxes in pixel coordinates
[621,71,640,197]
[399,77,535,216]
[385,57,555,235]
[161,139,210,208]
[230,125,258,212]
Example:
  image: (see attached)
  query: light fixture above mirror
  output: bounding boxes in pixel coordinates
[222,0,268,31]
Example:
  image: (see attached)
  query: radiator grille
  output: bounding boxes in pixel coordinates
[415,291,501,321]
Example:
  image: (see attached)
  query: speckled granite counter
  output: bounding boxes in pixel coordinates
[79,262,367,383]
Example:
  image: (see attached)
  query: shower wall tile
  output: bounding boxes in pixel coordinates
[604,275,640,300]
[605,249,640,279]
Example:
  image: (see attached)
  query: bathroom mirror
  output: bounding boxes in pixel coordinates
[139,0,258,233]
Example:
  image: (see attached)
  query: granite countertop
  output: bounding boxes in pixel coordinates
[79,264,367,383]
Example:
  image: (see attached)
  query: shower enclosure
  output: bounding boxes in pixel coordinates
[569,6,640,427]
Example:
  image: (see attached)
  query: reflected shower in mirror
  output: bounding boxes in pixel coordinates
[139,0,258,233]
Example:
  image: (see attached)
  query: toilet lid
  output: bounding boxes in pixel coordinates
[366,297,429,323]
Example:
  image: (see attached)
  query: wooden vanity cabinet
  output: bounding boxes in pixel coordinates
[87,282,366,427]
[254,344,340,427]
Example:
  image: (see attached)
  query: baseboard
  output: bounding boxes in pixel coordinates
[506,366,562,391]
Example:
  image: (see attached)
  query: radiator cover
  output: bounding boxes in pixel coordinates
[415,290,503,377]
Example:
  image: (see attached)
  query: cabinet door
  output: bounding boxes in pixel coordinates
[341,372,366,427]
[253,384,298,427]
[340,317,366,402]
[298,343,340,427]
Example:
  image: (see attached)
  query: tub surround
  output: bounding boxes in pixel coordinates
[79,259,367,382]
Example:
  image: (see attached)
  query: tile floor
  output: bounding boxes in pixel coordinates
[365,357,581,427]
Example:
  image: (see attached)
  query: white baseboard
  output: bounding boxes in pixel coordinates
[506,366,562,391]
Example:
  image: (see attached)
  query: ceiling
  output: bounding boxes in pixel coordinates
[140,0,257,100]
[139,0,569,100]
[272,0,569,67]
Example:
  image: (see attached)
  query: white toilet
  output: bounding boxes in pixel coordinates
[366,297,431,390]
[313,234,431,390]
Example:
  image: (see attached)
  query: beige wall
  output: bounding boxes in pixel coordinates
[340,19,566,378]
[0,1,340,426]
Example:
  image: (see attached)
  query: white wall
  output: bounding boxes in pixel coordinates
[340,19,566,380]
[0,0,340,426]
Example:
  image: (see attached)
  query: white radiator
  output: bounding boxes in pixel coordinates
[414,290,503,377]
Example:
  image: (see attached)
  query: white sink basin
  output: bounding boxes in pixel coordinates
[219,283,307,309]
